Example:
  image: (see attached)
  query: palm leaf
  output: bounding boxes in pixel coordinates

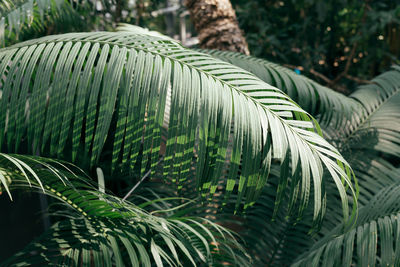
[318,66,400,228]
[0,155,249,266]
[331,66,400,158]
[220,66,400,266]
[0,152,74,199]
[114,24,360,126]
[0,32,357,225]
[291,172,400,267]
[275,66,400,266]
[200,49,361,126]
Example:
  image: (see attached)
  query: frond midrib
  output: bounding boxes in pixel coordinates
[340,85,400,148]
[5,33,326,159]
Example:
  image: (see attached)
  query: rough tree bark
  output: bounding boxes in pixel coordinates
[184,0,250,55]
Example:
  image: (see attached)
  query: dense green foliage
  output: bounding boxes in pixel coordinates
[1,1,400,266]
[0,154,249,266]
[0,0,168,47]
[232,0,400,93]
[204,48,400,266]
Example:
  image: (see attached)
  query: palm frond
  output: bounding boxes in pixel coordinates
[230,66,400,266]
[201,49,361,126]
[0,32,358,225]
[291,171,400,267]
[332,66,400,158]
[0,155,249,266]
[0,152,74,199]
[280,67,400,266]
[319,66,400,227]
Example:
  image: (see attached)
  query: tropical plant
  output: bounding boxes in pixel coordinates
[0,5,399,267]
[203,49,400,266]
[0,154,249,266]
[0,0,168,48]
[0,28,360,265]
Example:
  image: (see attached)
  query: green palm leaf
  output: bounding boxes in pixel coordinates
[333,66,400,158]
[320,66,400,224]
[277,66,400,266]
[207,64,400,266]
[0,32,357,225]
[0,0,74,45]
[0,152,72,199]
[200,49,361,126]
[115,24,360,127]
[0,155,249,266]
[291,172,400,267]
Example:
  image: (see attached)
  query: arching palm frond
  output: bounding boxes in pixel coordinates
[336,66,400,158]
[291,171,400,267]
[200,49,361,126]
[227,66,400,267]
[0,152,77,198]
[285,67,400,267]
[0,32,357,225]
[0,155,249,266]
[321,65,400,217]
[114,25,359,127]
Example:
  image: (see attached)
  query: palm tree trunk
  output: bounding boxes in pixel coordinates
[184,0,249,55]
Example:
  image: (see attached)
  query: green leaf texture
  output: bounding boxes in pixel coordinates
[0,32,357,224]
[201,49,362,127]
[0,155,249,266]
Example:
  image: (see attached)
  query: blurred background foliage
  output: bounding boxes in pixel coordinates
[4,0,399,95]
[232,0,400,93]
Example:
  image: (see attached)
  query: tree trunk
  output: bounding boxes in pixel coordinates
[184,0,249,55]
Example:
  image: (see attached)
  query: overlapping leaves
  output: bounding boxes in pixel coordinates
[201,49,361,127]
[0,32,357,225]
[292,172,400,267]
[335,66,400,158]
[274,66,400,266]
[0,154,249,266]
[0,0,78,46]
[0,33,354,227]
[202,45,400,265]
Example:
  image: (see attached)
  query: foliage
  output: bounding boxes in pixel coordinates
[0,1,399,265]
[231,0,400,93]
[0,32,356,223]
[0,154,249,266]
[201,49,361,126]
[206,49,400,266]
[0,29,360,265]
[0,0,174,47]
[0,0,97,47]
